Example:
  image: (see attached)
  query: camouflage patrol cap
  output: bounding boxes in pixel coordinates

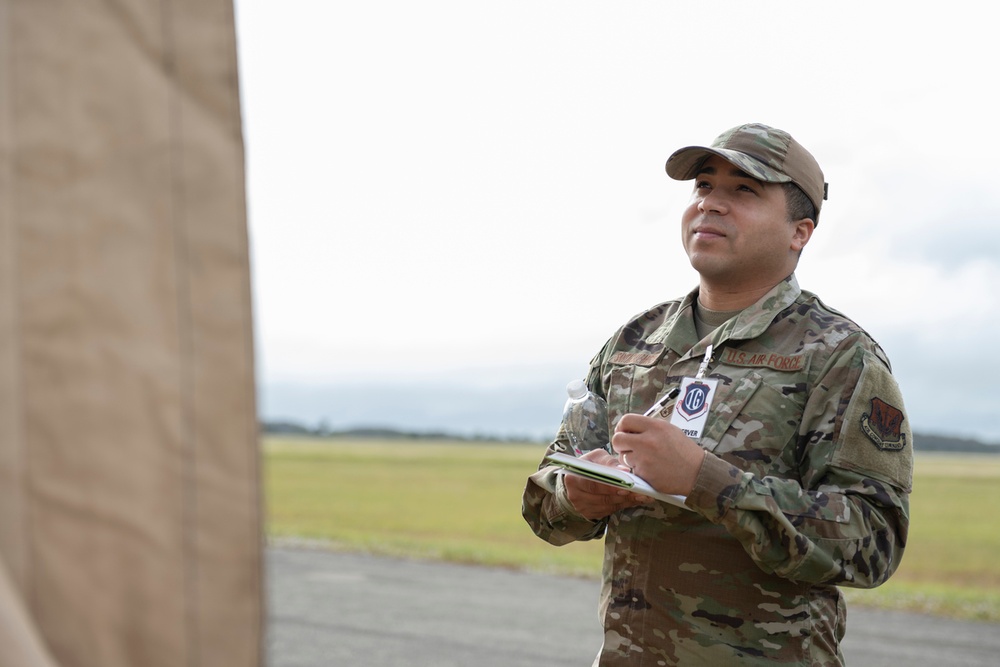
[665,123,828,216]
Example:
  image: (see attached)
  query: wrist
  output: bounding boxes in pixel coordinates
[680,448,707,496]
[555,473,592,521]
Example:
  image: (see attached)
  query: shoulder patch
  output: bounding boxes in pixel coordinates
[861,398,907,451]
[832,348,913,491]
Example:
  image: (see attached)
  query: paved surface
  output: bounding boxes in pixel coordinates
[267,546,1000,666]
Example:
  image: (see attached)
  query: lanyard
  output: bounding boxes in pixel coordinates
[694,344,713,380]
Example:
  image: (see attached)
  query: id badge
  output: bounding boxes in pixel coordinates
[668,376,718,440]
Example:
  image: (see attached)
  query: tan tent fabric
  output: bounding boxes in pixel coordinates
[0,559,59,667]
[0,1,263,666]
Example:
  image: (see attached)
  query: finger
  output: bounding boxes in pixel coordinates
[584,451,617,468]
[615,413,643,433]
[567,476,623,498]
[611,496,652,514]
[616,413,657,434]
[611,430,633,454]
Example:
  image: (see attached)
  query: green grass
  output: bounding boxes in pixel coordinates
[264,438,1000,622]
[263,437,605,575]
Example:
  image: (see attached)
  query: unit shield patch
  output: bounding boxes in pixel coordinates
[861,397,907,451]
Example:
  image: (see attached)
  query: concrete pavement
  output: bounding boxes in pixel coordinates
[266,546,1000,666]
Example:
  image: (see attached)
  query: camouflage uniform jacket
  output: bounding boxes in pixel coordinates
[522,275,912,666]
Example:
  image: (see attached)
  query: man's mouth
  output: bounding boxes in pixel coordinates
[692,226,726,239]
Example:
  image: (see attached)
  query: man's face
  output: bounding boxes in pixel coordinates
[681,155,806,289]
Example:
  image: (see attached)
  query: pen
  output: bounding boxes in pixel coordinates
[643,387,680,417]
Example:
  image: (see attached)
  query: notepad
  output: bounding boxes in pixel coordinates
[544,452,688,509]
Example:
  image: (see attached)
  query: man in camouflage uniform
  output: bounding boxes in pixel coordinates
[522,123,912,666]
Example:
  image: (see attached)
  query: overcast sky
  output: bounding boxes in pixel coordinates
[234,1,1000,442]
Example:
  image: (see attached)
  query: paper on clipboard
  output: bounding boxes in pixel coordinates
[545,452,688,510]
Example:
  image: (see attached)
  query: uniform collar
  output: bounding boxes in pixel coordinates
[648,274,802,361]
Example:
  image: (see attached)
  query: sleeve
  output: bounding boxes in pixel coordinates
[684,336,912,588]
[520,448,608,546]
[520,345,612,546]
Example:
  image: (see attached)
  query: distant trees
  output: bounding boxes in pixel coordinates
[259,421,998,452]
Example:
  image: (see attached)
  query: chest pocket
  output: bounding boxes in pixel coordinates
[701,369,805,476]
[607,351,808,477]
[605,350,674,429]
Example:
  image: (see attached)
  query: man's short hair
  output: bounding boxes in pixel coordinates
[783,182,818,226]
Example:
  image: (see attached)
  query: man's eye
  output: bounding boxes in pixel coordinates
[695,180,711,189]
[737,184,757,193]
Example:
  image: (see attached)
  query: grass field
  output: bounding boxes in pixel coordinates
[263,437,1000,622]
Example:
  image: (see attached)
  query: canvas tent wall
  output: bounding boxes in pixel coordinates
[0,1,263,665]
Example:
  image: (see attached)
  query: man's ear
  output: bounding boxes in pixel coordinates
[790,218,815,253]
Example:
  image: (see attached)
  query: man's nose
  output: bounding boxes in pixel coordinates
[697,189,728,215]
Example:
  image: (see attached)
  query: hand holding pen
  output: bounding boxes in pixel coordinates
[617,386,680,472]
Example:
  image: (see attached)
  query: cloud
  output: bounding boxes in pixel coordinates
[237,0,1000,443]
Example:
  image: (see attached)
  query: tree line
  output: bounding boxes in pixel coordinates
[260,420,999,452]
